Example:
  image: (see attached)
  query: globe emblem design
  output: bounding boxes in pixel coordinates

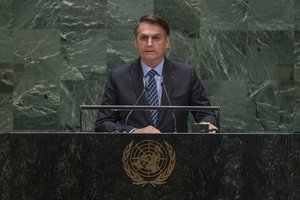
[130,140,168,178]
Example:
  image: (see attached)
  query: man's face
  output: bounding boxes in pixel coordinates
[135,22,169,68]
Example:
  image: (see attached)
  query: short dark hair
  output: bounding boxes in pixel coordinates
[133,15,170,37]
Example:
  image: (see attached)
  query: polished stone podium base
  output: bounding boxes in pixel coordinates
[0,133,299,200]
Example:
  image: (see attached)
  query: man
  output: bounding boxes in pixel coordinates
[95,14,218,133]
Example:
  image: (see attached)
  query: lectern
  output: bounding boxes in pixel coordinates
[1,132,298,199]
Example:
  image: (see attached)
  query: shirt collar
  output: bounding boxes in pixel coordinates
[141,59,164,77]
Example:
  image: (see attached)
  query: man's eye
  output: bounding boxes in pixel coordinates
[140,36,148,41]
[153,36,161,41]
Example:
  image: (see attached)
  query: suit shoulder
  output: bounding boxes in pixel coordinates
[110,59,138,75]
[168,60,195,72]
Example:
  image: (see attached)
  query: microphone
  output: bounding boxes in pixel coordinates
[123,87,148,133]
[161,82,177,133]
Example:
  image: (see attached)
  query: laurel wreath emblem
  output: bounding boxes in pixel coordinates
[122,140,176,187]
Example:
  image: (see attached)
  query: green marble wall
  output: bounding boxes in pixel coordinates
[0,0,299,132]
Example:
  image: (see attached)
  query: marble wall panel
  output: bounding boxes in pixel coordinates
[0,31,13,63]
[0,63,13,132]
[107,28,137,70]
[11,0,61,29]
[297,0,300,30]
[247,80,296,133]
[13,79,61,131]
[60,29,107,80]
[246,30,294,81]
[155,0,201,36]
[169,30,247,80]
[293,82,300,132]
[0,0,11,29]
[295,30,300,81]
[60,0,106,30]
[107,0,154,29]
[204,80,251,132]
[248,0,295,30]
[12,30,64,81]
[199,0,248,30]
[59,79,105,132]
[0,31,13,132]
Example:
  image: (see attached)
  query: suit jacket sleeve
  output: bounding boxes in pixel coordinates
[189,68,218,126]
[94,71,135,132]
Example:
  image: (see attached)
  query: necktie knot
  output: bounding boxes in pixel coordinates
[147,69,157,77]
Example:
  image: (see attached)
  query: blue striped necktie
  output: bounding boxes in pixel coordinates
[147,69,159,127]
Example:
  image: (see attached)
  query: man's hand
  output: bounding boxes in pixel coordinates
[132,125,161,133]
[208,123,218,133]
[199,122,219,133]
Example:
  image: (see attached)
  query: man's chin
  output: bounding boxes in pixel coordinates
[142,54,157,60]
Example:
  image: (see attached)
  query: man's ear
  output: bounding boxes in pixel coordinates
[134,39,138,48]
[165,36,170,49]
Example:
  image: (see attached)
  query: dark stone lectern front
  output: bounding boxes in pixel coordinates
[0,133,299,200]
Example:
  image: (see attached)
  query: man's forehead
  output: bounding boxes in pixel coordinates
[137,22,166,35]
[138,32,163,36]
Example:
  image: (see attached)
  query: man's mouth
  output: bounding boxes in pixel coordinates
[145,50,155,53]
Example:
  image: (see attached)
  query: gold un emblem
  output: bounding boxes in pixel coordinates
[122,140,176,187]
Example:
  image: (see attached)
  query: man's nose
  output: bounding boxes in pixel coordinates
[146,38,153,46]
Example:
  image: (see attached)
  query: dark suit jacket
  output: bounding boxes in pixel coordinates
[95,58,217,133]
